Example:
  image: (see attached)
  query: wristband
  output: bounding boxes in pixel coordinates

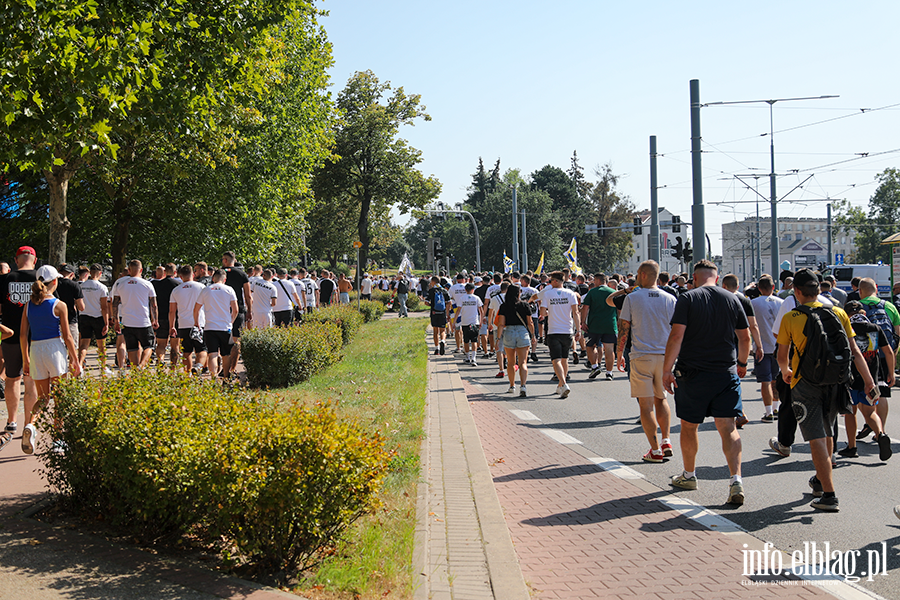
[737,360,748,368]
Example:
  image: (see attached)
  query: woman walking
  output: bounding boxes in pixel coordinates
[496,285,535,397]
[19,265,81,454]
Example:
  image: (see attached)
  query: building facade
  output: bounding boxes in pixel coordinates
[617,207,688,276]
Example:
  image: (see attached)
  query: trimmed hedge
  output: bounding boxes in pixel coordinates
[242,322,342,388]
[303,305,364,346]
[41,370,388,576]
[357,299,385,323]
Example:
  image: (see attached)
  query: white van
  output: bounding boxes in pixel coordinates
[827,264,891,299]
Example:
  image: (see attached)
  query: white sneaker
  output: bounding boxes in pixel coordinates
[560,383,571,399]
[471,360,478,367]
[506,385,516,394]
[103,367,114,375]
[556,384,564,396]
[519,386,527,397]
[21,424,36,455]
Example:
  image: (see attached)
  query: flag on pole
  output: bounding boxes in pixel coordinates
[535,251,545,275]
[398,252,415,277]
[564,237,583,276]
[503,251,515,273]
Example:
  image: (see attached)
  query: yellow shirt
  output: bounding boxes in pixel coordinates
[776,301,854,388]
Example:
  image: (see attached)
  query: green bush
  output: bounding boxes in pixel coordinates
[357,299,385,323]
[303,305,364,346]
[390,293,420,312]
[312,261,350,278]
[242,322,342,388]
[371,289,393,307]
[41,370,389,577]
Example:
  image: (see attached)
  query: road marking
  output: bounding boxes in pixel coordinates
[509,409,540,421]
[656,496,743,532]
[540,429,582,445]
[587,457,645,480]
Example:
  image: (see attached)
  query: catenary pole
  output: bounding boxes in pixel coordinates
[690,80,706,264]
[827,202,833,265]
[650,135,660,263]
[511,186,519,273]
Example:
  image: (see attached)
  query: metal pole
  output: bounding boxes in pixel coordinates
[690,80,706,264]
[521,210,528,272]
[742,244,746,283]
[827,202,833,265]
[756,189,762,278]
[511,187,520,273]
[650,135,660,263]
[768,101,779,276]
[356,246,360,312]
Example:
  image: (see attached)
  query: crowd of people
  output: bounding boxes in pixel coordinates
[0,250,375,454]
[424,260,900,513]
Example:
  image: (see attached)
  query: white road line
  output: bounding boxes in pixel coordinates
[587,457,646,480]
[509,409,540,421]
[540,429,582,445]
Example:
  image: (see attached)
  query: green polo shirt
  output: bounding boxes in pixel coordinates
[581,285,617,335]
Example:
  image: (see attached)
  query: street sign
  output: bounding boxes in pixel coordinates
[353,241,363,249]
[835,253,844,265]
[584,224,598,234]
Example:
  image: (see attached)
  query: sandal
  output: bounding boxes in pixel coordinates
[0,431,13,452]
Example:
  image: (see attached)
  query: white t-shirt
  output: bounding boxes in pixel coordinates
[79,279,108,318]
[519,285,540,316]
[299,277,318,307]
[171,281,206,329]
[772,293,834,335]
[360,278,373,294]
[486,284,501,300]
[273,278,297,312]
[251,279,278,315]
[457,293,483,326]
[449,283,468,308]
[750,293,784,354]
[198,283,237,331]
[538,285,580,335]
[380,278,390,291]
[115,276,157,328]
[620,287,677,358]
[488,293,505,331]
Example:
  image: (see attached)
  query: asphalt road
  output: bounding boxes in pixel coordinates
[453,344,900,600]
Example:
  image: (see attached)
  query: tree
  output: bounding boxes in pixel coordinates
[835,168,900,264]
[466,157,489,207]
[567,151,592,201]
[582,164,634,272]
[313,71,441,271]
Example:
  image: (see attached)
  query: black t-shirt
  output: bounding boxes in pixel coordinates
[224,267,250,312]
[319,278,336,302]
[736,294,754,318]
[474,284,489,303]
[498,301,531,327]
[563,280,578,293]
[196,276,212,287]
[577,283,590,296]
[55,278,84,324]
[846,290,861,303]
[660,285,679,298]
[151,277,179,323]
[671,285,749,373]
[0,268,36,343]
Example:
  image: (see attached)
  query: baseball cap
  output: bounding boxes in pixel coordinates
[16,246,35,258]
[473,276,482,283]
[36,265,60,282]
[793,268,819,289]
[58,263,74,274]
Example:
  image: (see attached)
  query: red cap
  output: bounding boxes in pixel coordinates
[16,246,35,257]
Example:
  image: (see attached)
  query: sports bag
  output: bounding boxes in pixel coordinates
[794,305,852,386]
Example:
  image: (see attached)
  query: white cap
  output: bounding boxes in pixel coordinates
[36,265,60,282]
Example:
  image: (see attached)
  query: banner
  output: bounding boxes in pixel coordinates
[564,237,583,276]
[535,251,545,276]
[503,251,515,274]
[398,252,415,277]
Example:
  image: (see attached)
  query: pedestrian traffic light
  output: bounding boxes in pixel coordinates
[433,240,443,261]
[672,215,681,233]
[633,217,642,235]
[672,236,684,260]
[683,241,693,263]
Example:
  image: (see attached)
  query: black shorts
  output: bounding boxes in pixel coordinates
[431,312,447,328]
[204,330,233,355]
[232,312,246,338]
[78,315,106,342]
[122,326,156,352]
[155,319,171,340]
[273,310,293,327]
[586,332,617,347]
[177,328,207,355]
[674,369,742,424]
[546,334,573,360]
[2,340,24,378]
[462,324,479,344]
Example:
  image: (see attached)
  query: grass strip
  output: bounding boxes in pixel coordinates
[281,316,429,599]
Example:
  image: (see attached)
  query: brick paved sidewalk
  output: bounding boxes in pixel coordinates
[464,384,846,600]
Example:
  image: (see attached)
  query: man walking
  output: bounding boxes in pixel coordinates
[618,261,676,463]
[581,273,618,380]
[750,276,784,421]
[169,265,208,374]
[194,269,238,381]
[663,260,750,505]
[221,252,251,378]
[112,259,159,368]
[77,264,111,374]
[536,271,581,398]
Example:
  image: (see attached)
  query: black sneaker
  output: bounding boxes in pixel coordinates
[572,353,579,365]
[551,373,559,382]
[530,351,538,363]
[605,371,614,381]
[434,348,440,355]
[878,433,892,461]
[808,475,824,498]
[579,349,587,358]
[588,366,602,379]
[857,424,873,440]
[439,341,445,355]
[837,446,858,458]
[810,496,839,512]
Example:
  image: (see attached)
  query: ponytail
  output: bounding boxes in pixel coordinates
[31,280,46,305]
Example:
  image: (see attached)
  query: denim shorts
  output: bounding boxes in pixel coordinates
[502,325,531,349]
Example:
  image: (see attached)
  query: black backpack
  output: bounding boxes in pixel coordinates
[794,305,852,386]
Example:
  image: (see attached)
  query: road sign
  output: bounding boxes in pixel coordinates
[584,224,598,234]
[835,253,844,265]
[353,241,363,248]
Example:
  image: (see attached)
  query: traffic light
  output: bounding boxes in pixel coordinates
[433,240,443,261]
[597,220,605,232]
[672,236,684,260]
[633,217,642,235]
[683,240,693,263]
[672,215,681,233]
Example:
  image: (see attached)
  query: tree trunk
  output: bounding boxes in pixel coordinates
[357,192,372,273]
[329,252,338,268]
[103,179,136,279]
[43,161,80,265]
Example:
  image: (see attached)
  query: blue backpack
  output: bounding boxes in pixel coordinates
[432,289,446,312]
[864,300,897,352]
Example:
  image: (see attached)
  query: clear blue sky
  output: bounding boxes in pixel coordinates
[319,1,900,255]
